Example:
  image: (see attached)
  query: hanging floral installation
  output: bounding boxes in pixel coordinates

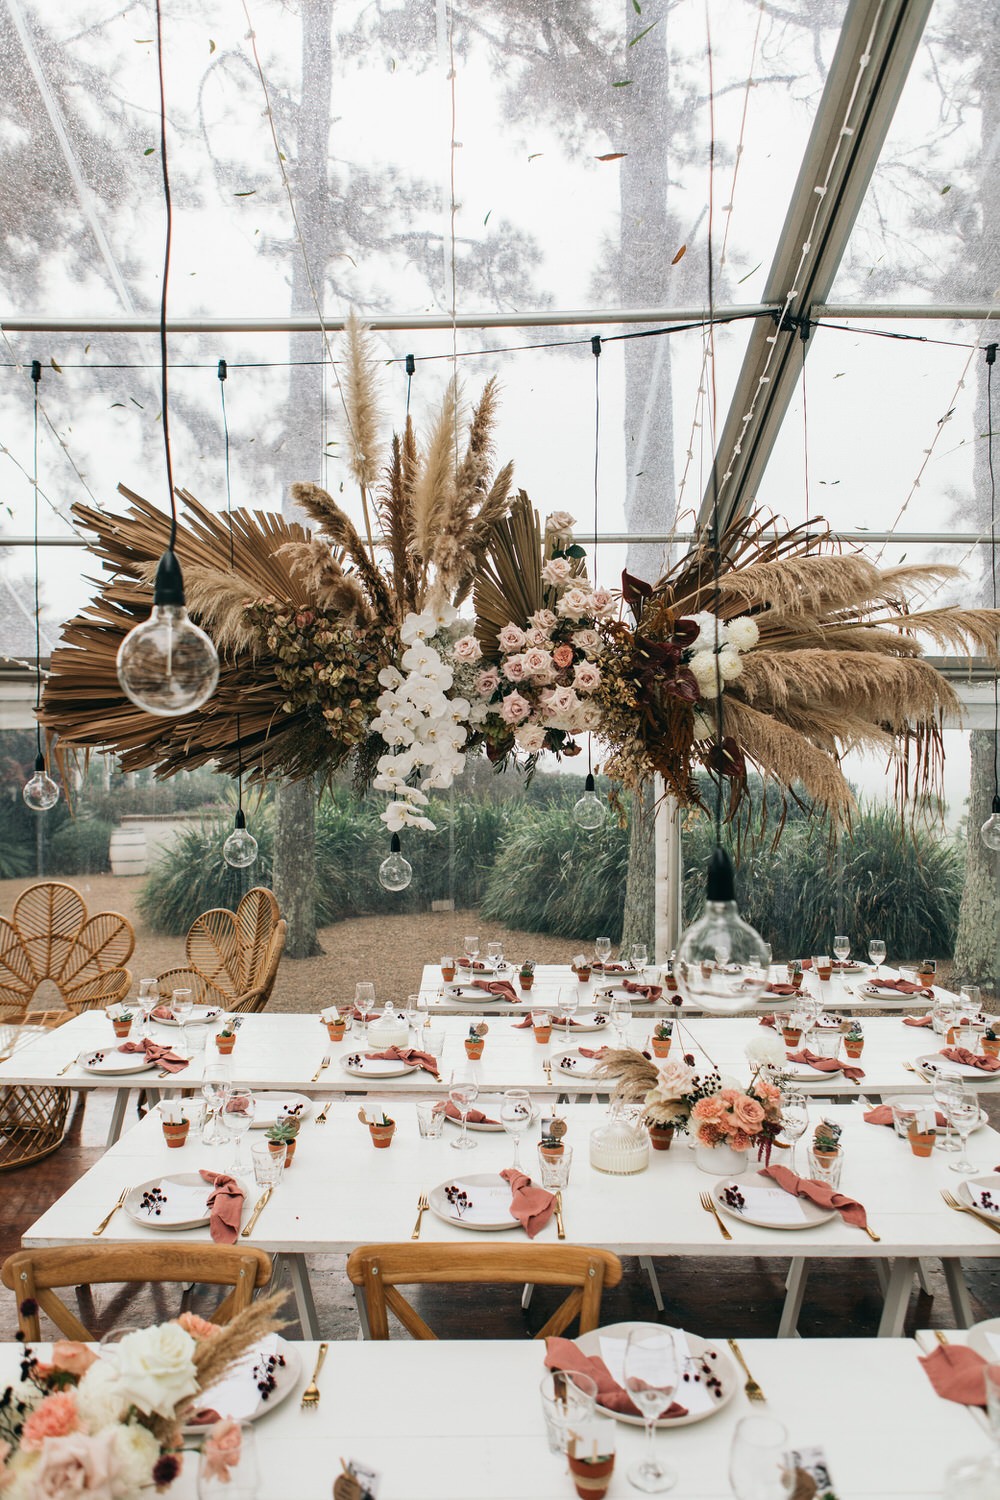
[39,317,1000,835]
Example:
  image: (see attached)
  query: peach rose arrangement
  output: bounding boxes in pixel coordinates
[0,1298,283,1498]
[690,1076,783,1163]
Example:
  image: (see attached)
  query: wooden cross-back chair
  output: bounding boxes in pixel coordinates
[0,881,134,1027]
[346,1243,622,1341]
[157,887,286,1016]
[1,1244,273,1340]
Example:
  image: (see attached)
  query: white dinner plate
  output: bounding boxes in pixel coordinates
[446,985,514,1002]
[595,985,656,1002]
[711,1171,836,1230]
[783,1057,843,1079]
[340,1053,418,1078]
[442,1098,539,1132]
[967,1316,1000,1363]
[151,1006,224,1027]
[856,987,935,1010]
[957,1175,1000,1227]
[551,1047,607,1079]
[249,1093,313,1130]
[185,1334,301,1430]
[428,1173,520,1231]
[124,1172,248,1232]
[551,1014,609,1033]
[77,1048,156,1076]
[915,1053,1000,1082]
[882,1095,988,1135]
[573,1322,737,1427]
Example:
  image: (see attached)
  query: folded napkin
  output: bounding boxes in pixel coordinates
[763,984,798,997]
[198,1170,245,1245]
[118,1039,189,1073]
[939,1047,1000,1072]
[472,979,520,1003]
[621,979,663,1000]
[863,1104,947,1128]
[759,1013,777,1028]
[592,962,630,973]
[867,978,934,997]
[918,1344,987,1407]
[761,1163,869,1230]
[512,1014,535,1028]
[787,1048,865,1084]
[500,1168,555,1238]
[903,1014,934,1027]
[364,1046,440,1075]
[151,1005,174,1021]
[577,1045,609,1059]
[544,1338,688,1419]
[444,1101,498,1125]
[458,959,489,970]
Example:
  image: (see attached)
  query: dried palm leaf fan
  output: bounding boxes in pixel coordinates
[115,0,219,718]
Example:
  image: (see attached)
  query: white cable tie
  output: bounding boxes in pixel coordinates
[743,413,753,420]
[758,376,770,384]
[766,336,776,344]
[840,126,854,137]
[723,470,733,482]
[736,144,744,156]
[814,186,827,197]
[859,52,871,66]
[686,450,694,460]
[802,241,811,253]
[734,444,742,455]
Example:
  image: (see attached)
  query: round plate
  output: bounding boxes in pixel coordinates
[340,1054,417,1078]
[857,987,935,1009]
[916,1053,1000,1081]
[123,1172,248,1232]
[185,1334,301,1430]
[552,1047,606,1079]
[967,1316,1000,1363]
[428,1173,520,1231]
[151,1006,224,1027]
[573,1321,737,1428]
[595,985,653,1003]
[711,1170,836,1230]
[551,1014,609,1033]
[784,1057,843,1079]
[883,1095,988,1135]
[78,1049,156,1076]
[442,1099,540,1133]
[957,1175,1000,1226]
[250,1093,313,1130]
[445,985,512,1002]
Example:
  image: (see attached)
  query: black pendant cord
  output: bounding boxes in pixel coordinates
[405,352,415,418]
[154,0,177,554]
[705,3,724,848]
[219,358,244,819]
[31,358,43,768]
[590,333,602,778]
[987,342,998,811]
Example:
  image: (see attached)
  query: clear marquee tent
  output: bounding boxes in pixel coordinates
[0,0,998,946]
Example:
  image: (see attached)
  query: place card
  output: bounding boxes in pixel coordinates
[598,1332,717,1416]
[730,1182,813,1226]
[448,1179,512,1224]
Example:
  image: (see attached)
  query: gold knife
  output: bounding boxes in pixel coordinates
[240,1185,273,1238]
[57,1058,77,1076]
[92,1187,129,1237]
[554,1190,565,1240]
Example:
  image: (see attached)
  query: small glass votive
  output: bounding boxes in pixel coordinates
[416,1100,446,1139]
[806,1146,842,1189]
[422,1025,445,1063]
[811,954,832,981]
[539,1369,598,1455]
[810,1028,840,1059]
[251,1141,284,1186]
[890,1101,920,1141]
[538,1143,573,1190]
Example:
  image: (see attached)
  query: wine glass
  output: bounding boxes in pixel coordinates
[959,986,982,1024]
[610,995,632,1048]
[832,935,850,964]
[500,1089,532,1170]
[933,1065,963,1153]
[197,1421,259,1500]
[728,1416,796,1500]
[219,1087,255,1174]
[944,1084,981,1174]
[355,982,376,1040]
[622,1325,680,1492]
[449,1076,479,1151]
[171,987,193,1055]
[487,940,504,970]
[630,943,648,973]
[556,985,580,1028]
[404,993,423,1044]
[463,935,481,966]
[595,936,612,969]
[867,938,886,978]
[201,1063,232,1147]
[779,1091,808,1174]
[136,977,158,1037]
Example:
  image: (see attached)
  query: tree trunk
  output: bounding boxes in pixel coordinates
[620,781,656,951]
[953,731,999,989]
[274,777,321,959]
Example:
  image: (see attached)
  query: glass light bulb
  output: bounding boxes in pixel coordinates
[982,798,1000,851]
[117,604,219,717]
[675,845,770,1015]
[23,761,59,812]
[378,833,412,892]
[223,823,258,869]
[573,772,606,830]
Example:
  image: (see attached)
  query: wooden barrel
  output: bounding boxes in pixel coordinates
[109,825,147,876]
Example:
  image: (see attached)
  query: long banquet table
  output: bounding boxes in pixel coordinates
[22,1099,999,1339]
[0,1335,989,1498]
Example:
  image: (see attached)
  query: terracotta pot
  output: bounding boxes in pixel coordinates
[441,966,456,983]
[982,1038,1000,1058]
[215,1034,236,1054]
[519,975,534,991]
[568,1453,615,1499]
[907,1125,936,1158]
[162,1121,190,1149]
[651,1036,672,1058]
[648,1124,674,1151]
[918,971,936,988]
[815,965,832,982]
[464,1040,484,1059]
[268,1138,296,1165]
[811,1148,839,1169]
[533,1025,552,1044]
[782,1028,802,1049]
[325,1021,346,1043]
[112,1019,132,1038]
[787,972,803,990]
[574,967,592,983]
[539,1143,564,1161]
[946,1026,958,1045]
[369,1123,396,1149]
[844,1040,865,1059]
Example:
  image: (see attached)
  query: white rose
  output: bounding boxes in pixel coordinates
[556,586,593,622]
[76,1361,130,1430]
[544,510,576,535]
[541,557,573,586]
[571,628,602,655]
[529,608,559,630]
[514,723,547,751]
[110,1325,199,1419]
[452,634,483,663]
[110,1423,160,1497]
[726,616,760,651]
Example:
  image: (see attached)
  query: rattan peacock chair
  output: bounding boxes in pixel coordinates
[156,886,286,1016]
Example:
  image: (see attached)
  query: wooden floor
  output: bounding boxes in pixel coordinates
[2,1089,999,1343]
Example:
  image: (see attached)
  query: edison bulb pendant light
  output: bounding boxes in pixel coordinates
[378,832,413,891]
[23,753,59,812]
[573,772,606,830]
[675,844,770,1014]
[982,794,1000,852]
[223,807,258,869]
[117,549,219,717]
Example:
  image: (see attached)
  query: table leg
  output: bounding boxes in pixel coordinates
[877,1257,918,1336]
[105,1090,128,1149]
[941,1258,974,1328]
[639,1255,664,1312]
[777,1258,809,1338]
[354,1283,372,1340]
[286,1254,320,1340]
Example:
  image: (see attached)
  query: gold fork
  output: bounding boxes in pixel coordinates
[57,1057,78,1076]
[315,1101,331,1125]
[92,1187,128,1237]
[941,1189,1000,1237]
[411,1192,429,1239]
[554,1190,566,1240]
[300,1342,329,1410]
[311,1053,331,1083]
[699,1191,733,1241]
[727,1338,766,1403]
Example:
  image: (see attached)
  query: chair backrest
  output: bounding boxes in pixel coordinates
[2,1244,272,1340]
[345,1243,622,1342]
[185,888,282,1004]
[0,882,135,1022]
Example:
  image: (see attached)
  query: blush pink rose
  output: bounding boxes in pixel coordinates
[524,627,551,648]
[571,628,602,654]
[502,655,527,682]
[543,685,580,719]
[551,644,574,669]
[573,662,601,693]
[590,588,614,615]
[499,691,532,725]
[51,1342,98,1377]
[556,586,593,621]
[201,1419,243,1484]
[522,648,554,678]
[31,1429,118,1500]
[541,557,573,586]
[452,634,483,663]
[175,1313,221,1340]
[498,624,526,652]
[731,1095,764,1132]
[21,1393,80,1451]
[475,668,500,696]
[529,608,558,630]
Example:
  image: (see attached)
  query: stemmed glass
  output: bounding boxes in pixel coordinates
[622,1325,680,1492]
[449,1077,479,1151]
[556,985,580,1029]
[404,993,423,1045]
[355,983,376,1041]
[630,943,648,973]
[933,1066,962,1152]
[595,936,612,969]
[728,1416,796,1500]
[610,996,632,1049]
[171,987,193,1055]
[219,1087,255,1175]
[201,1063,232,1147]
[136,978,158,1038]
[500,1089,532,1170]
[463,935,480,967]
[487,940,504,970]
[833,935,850,965]
[867,938,886,978]
[779,1091,808,1174]
[944,1083,981,1174]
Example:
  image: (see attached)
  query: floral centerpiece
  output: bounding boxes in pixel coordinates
[0,1297,284,1497]
[690,1077,783,1164]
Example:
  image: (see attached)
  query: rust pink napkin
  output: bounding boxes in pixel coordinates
[863,1104,947,1128]
[868,978,934,997]
[919,1345,987,1406]
[472,979,520,1002]
[939,1047,1000,1072]
[903,1015,934,1027]
[443,1101,498,1125]
[787,1048,865,1083]
[500,1168,555,1238]
[118,1039,188,1072]
[621,979,663,1000]
[365,1046,440,1076]
[198,1170,245,1244]
[544,1338,688,1419]
[761,1163,868,1230]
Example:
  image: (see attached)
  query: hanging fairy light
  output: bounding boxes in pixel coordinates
[573,772,606,830]
[573,335,607,831]
[116,0,219,718]
[223,806,259,869]
[980,344,1000,852]
[378,833,413,892]
[23,359,59,814]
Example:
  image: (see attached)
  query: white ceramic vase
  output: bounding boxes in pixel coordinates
[693,1141,749,1175]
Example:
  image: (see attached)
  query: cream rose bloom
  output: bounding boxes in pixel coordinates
[544,510,576,535]
[75,1362,129,1431]
[110,1424,160,1496]
[111,1325,199,1419]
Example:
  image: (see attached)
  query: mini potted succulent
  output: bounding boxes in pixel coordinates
[917,958,937,988]
[843,1020,865,1059]
[907,1113,937,1158]
[539,1116,567,1161]
[160,1106,190,1149]
[781,1019,803,1049]
[361,1108,396,1149]
[982,1026,1000,1059]
[464,1020,489,1059]
[811,1118,842,1168]
[215,1015,242,1054]
[786,960,803,991]
[651,1019,673,1059]
[519,960,536,992]
[531,1010,552,1044]
[265,1118,299,1165]
[568,1438,615,1499]
[663,957,680,994]
[323,1009,347,1043]
[111,1009,133,1039]
[571,952,592,984]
